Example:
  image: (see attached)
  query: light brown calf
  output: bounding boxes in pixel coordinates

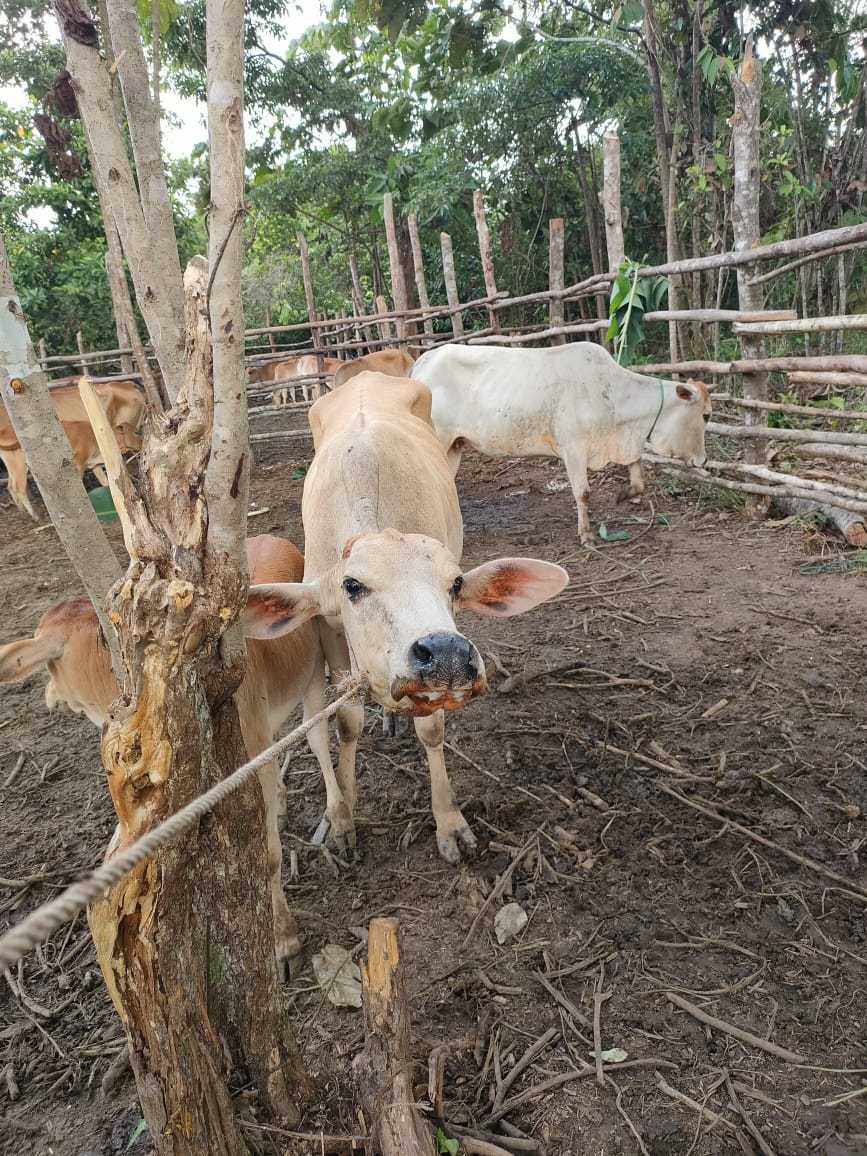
[244,375,569,863]
[0,379,145,519]
[332,348,417,390]
[0,534,335,965]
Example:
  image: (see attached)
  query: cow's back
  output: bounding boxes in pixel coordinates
[302,373,462,578]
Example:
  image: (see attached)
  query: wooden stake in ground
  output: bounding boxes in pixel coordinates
[473,191,500,332]
[549,217,566,344]
[440,232,464,338]
[0,234,122,671]
[730,39,769,498]
[383,194,409,342]
[355,918,435,1156]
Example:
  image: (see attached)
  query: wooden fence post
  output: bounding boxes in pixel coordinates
[383,193,409,342]
[0,234,123,670]
[730,38,769,505]
[349,253,376,353]
[407,212,434,343]
[440,232,464,338]
[37,337,47,367]
[602,130,625,270]
[549,218,566,344]
[473,190,500,331]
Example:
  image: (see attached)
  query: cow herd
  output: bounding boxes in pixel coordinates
[0,340,711,963]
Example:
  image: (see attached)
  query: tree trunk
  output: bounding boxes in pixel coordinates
[0,233,123,668]
[297,231,325,385]
[88,260,309,1156]
[602,131,625,270]
[383,194,408,341]
[105,0,182,297]
[730,39,769,498]
[574,133,608,323]
[56,0,186,400]
[473,190,500,331]
[104,249,162,408]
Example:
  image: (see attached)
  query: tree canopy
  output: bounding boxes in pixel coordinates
[1,0,865,353]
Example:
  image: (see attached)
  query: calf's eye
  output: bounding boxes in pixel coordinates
[703,413,710,424]
[343,577,367,601]
[451,576,464,598]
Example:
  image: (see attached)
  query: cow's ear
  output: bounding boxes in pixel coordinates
[676,382,699,401]
[457,558,569,617]
[243,582,321,638]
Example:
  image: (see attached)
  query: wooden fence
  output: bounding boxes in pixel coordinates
[26,125,867,534]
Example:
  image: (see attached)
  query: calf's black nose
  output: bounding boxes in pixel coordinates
[409,631,478,687]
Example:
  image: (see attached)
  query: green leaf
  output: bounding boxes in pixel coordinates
[127,1118,148,1150]
[88,485,118,523]
[291,465,308,480]
[597,523,631,542]
[436,1128,460,1155]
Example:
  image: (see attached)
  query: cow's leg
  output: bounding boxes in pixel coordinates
[561,449,593,545]
[257,755,302,966]
[315,623,361,849]
[1,450,37,519]
[619,460,645,503]
[414,711,477,864]
[303,656,356,851]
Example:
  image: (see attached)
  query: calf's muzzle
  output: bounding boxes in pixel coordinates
[390,631,487,716]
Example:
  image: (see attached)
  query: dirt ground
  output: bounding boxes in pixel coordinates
[1,416,866,1156]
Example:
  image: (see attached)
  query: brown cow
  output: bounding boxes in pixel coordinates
[332,348,417,390]
[0,535,335,964]
[0,379,145,520]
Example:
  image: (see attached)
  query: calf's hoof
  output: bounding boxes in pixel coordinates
[274,910,303,978]
[436,818,478,865]
[312,806,357,853]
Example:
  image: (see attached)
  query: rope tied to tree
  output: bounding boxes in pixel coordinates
[0,675,367,970]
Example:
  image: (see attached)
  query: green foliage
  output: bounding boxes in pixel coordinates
[608,262,668,366]
[435,1128,460,1156]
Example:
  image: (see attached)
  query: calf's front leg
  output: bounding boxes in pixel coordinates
[619,460,645,503]
[414,711,477,864]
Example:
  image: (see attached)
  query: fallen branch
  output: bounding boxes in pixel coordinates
[666,991,806,1063]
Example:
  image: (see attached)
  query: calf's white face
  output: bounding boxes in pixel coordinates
[244,528,568,716]
[647,380,711,467]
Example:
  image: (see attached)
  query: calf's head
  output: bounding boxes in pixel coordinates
[244,529,568,715]
[647,379,711,467]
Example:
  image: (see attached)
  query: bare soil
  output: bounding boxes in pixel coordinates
[1,422,866,1156]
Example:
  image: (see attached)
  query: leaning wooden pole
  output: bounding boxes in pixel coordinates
[355,918,436,1156]
[0,234,123,670]
[473,190,500,332]
[730,38,769,504]
[549,217,566,345]
[440,232,464,338]
[383,193,409,342]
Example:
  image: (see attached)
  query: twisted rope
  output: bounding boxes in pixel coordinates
[0,677,366,969]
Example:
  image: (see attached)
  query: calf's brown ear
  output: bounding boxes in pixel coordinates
[676,383,697,401]
[457,558,569,617]
[0,636,64,683]
[243,583,321,639]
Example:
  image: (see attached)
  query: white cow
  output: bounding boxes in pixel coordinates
[411,342,711,544]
